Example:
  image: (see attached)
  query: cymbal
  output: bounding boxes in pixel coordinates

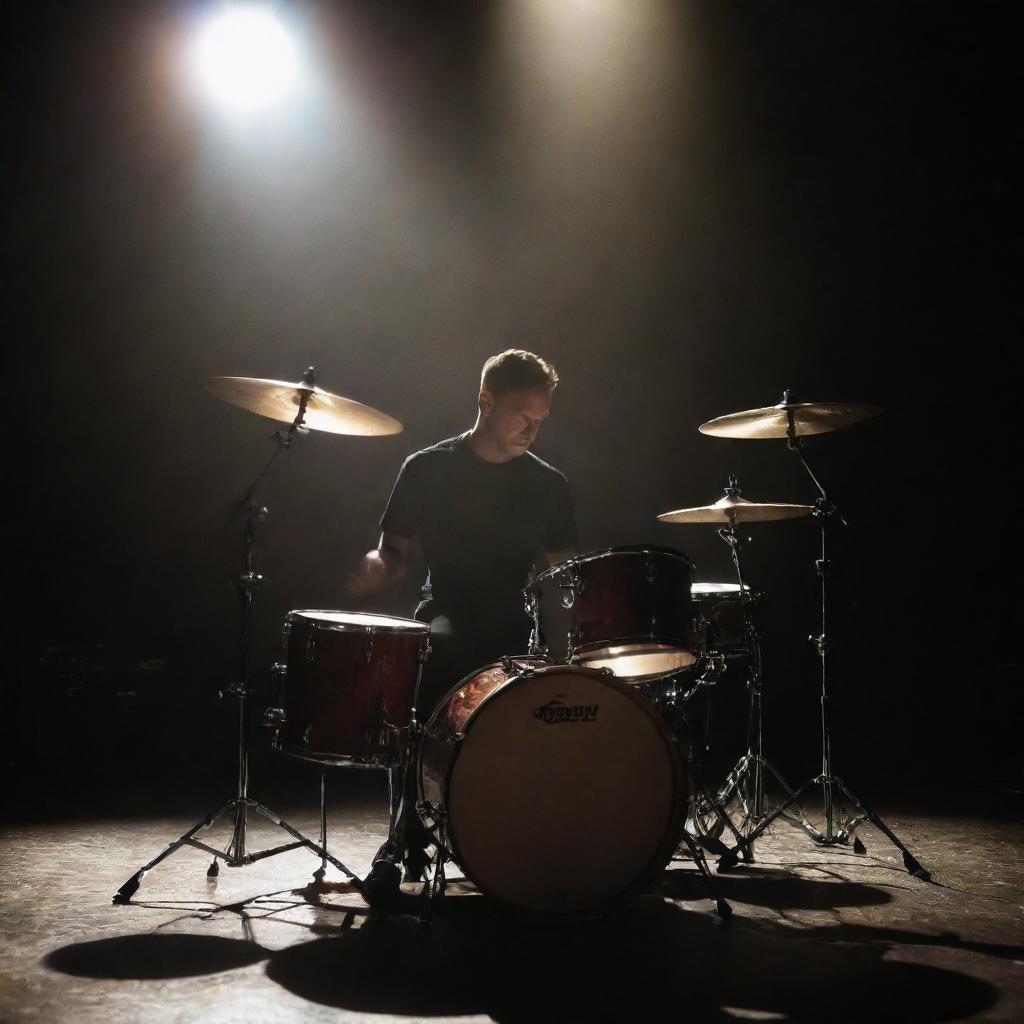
[657,493,814,524]
[206,376,403,436]
[699,399,881,439]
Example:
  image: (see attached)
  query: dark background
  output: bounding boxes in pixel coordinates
[6,1,1018,819]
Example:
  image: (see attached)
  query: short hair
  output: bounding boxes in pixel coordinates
[480,349,559,396]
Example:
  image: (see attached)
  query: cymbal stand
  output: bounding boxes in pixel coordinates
[661,658,754,861]
[723,400,929,879]
[693,482,798,866]
[114,367,359,905]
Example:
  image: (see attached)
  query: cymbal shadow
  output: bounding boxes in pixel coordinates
[44,933,266,980]
[660,865,895,909]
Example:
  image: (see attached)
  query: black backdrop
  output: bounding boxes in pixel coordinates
[7,1,1018,817]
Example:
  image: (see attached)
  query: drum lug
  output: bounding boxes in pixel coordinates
[418,635,432,663]
[644,549,655,583]
[281,618,292,652]
[305,628,317,662]
[567,626,582,657]
[266,661,287,726]
[363,627,375,664]
[263,706,286,729]
[366,692,390,758]
[556,562,581,607]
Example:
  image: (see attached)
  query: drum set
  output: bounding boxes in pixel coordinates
[113,370,929,921]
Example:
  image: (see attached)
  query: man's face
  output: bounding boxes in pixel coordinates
[480,386,553,460]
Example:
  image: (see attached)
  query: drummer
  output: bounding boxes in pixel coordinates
[348,348,577,714]
[347,349,578,881]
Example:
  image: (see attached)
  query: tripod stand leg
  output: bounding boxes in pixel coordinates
[312,771,328,882]
[721,777,819,864]
[113,801,234,904]
[687,758,754,865]
[676,829,732,918]
[834,781,932,881]
[247,800,358,880]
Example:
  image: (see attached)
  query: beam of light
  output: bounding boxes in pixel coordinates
[190,5,300,113]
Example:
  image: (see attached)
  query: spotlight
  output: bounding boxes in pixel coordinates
[190,5,299,113]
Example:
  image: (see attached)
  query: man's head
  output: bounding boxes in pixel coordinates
[476,349,559,461]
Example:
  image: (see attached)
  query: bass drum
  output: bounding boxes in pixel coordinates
[419,661,686,917]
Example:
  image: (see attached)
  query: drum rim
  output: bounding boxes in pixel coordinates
[425,662,687,919]
[533,544,695,586]
[285,609,430,633]
[692,581,757,595]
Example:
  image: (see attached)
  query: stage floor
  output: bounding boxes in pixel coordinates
[1,798,1021,1023]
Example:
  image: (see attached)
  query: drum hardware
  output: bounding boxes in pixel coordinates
[113,366,403,905]
[651,657,755,863]
[705,394,930,879]
[657,478,799,854]
[415,801,451,923]
[524,587,547,658]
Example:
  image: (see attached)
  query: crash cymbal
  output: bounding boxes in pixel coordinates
[657,493,813,524]
[206,376,403,436]
[699,397,881,439]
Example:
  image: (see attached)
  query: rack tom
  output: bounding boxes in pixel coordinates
[530,545,697,681]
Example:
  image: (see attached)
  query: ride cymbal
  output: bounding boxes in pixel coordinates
[699,397,881,440]
[206,376,403,436]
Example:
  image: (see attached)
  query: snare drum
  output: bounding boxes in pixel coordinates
[419,661,686,917]
[267,610,430,768]
[530,545,698,681]
[691,582,761,655]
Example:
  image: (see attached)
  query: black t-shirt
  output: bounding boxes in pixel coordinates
[380,433,577,627]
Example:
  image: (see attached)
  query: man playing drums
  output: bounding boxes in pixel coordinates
[347,349,577,889]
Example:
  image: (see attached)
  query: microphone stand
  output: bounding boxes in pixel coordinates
[722,394,930,879]
[114,367,359,904]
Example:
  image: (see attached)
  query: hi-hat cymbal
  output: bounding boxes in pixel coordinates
[657,493,813,524]
[206,376,403,436]
[699,398,881,439]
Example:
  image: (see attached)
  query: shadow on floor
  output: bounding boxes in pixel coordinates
[661,865,895,909]
[265,898,1001,1022]
[44,934,266,979]
[46,882,1017,1022]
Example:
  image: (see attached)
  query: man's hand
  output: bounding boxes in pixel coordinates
[344,533,412,598]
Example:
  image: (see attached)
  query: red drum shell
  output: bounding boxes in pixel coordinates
[272,610,429,768]
[533,545,697,681]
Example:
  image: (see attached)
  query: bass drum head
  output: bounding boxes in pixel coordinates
[445,666,685,917]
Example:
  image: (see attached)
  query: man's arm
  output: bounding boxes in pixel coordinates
[345,531,414,598]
